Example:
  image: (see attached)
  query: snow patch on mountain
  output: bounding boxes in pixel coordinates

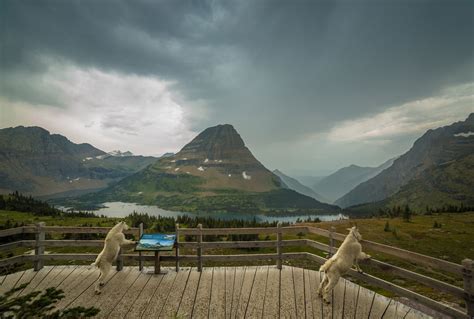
[454,131,474,137]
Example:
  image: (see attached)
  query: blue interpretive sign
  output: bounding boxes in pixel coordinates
[135,233,176,251]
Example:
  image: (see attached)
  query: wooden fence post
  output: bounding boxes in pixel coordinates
[138,223,144,271]
[175,223,180,272]
[462,258,474,317]
[197,224,203,272]
[277,223,282,270]
[34,222,45,271]
[329,226,335,257]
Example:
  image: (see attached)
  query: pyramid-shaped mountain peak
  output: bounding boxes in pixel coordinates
[177,124,259,165]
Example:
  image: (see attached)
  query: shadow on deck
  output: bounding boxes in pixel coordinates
[0,265,432,318]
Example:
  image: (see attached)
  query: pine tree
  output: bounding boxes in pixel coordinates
[403,205,412,222]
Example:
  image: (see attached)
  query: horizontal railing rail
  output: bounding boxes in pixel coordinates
[177,225,307,235]
[0,226,35,237]
[310,226,464,275]
[0,223,472,318]
[0,226,139,237]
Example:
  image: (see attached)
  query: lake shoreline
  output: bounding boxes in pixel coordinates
[60,201,347,223]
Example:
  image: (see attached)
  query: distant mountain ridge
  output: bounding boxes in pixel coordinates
[336,114,474,208]
[312,158,395,202]
[273,169,330,203]
[296,175,326,189]
[0,126,158,196]
[86,124,339,213]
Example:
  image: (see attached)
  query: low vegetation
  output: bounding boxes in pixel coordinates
[0,284,99,318]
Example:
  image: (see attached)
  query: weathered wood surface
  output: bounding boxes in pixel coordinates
[159,267,192,318]
[262,266,280,318]
[0,226,35,237]
[0,226,139,236]
[192,267,213,318]
[0,270,24,295]
[0,265,434,318]
[332,275,346,319]
[124,269,163,318]
[140,267,176,317]
[209,267,226,318]
[179,239,307,249]
[246,266,268,318]
[292,266,306,319]
[178,225,308,235]
[280,265,296,318]
[176,267,200,318]
[235,266,258,318]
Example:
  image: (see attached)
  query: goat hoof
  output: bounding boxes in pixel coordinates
[95,290,101,295]
[99,282,105,287]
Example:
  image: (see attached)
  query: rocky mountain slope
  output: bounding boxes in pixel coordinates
[273,169,329,203]
[87,124,340,213]
[312,158,395,202]
[384,153,474,211]
[0,126,157,196]
[336,113,474,208]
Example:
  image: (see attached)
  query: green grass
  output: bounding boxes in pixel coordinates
[0,210,120,227]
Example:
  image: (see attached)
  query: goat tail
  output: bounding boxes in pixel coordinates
[319,258,334,272]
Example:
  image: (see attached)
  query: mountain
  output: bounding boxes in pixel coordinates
[336,114,474,208]
[0,126,158,196]
[384,153,474,211]
[313,158,395,202]
[85,124,340,213]
[273,169,330,203]
[106,150,134,157]
[296,175,326,189]
[160,152,175,158]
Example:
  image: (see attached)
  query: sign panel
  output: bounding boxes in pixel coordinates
[135,233,176,251]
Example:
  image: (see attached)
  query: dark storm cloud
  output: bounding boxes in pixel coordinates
[1,0,473,171]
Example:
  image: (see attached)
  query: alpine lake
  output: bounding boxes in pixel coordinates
[76,201,347,223]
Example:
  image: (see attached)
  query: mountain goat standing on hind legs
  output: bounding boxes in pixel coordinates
[317,226,371,304]
[92,221,137,294]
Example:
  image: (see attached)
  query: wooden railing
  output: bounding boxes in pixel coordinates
[0,223,472,318]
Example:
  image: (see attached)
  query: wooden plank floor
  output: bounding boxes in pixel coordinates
[0,265,432,318]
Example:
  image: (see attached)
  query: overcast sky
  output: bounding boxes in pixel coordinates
[1,0,473,176]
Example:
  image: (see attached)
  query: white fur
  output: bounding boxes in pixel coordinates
[317,226,371,304]
[92,221,136,294]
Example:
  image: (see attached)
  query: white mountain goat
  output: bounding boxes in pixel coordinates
[92,221,136,294]
[317,226,371,303]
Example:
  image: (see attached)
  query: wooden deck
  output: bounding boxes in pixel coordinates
[1,265,433,318]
